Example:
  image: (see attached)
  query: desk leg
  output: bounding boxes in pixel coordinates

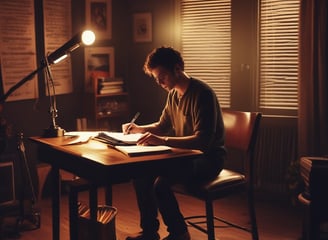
[89,185,98,239]
[51,166,60,240]
[69,188,79,240]
[105,184,117,240]
[105,185,112,205]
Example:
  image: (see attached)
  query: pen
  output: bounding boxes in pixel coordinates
[126,112,140,134]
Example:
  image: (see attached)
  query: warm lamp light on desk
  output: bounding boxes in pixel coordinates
[0,30,96,137]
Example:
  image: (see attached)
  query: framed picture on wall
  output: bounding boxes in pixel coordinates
[84,46,115,92]
[133,12,152,42]
[86,0,112,40]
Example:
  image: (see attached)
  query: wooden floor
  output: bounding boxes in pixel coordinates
[1,181,303,240]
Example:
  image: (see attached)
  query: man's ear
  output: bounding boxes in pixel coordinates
[174,64,182,74]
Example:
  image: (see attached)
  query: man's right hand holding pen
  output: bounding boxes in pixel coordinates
[122,122,139,134]
[122,112,141,134]
[122,112,170,146]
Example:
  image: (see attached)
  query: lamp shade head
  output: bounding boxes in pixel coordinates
[82,30,96,45]
[47,30,96,64]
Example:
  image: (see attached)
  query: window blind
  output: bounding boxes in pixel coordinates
[180,0,231,108]
[259,0,300,111]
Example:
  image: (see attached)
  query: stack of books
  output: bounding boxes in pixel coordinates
[300,156,328,199]
[97,77,124,95]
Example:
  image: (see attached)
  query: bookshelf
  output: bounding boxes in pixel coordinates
[84,76,130,130]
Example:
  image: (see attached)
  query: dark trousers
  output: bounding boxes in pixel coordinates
[132,155,224,235]
[133,176,187,235]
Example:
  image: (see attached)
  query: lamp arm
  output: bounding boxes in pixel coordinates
[0,41,70,103]
[0,32,80,103]
[0,66,43,103]
[42,58,65,137]
[0,30,95,103]
[44,55,58,129]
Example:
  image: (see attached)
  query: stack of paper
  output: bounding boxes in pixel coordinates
[114,145,172,157]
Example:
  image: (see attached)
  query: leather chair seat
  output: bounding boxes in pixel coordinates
[173,169,246,199]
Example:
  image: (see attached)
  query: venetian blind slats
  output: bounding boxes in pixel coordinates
[260,0,299,110]
[181,0,231,107]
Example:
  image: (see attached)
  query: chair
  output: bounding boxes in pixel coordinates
[173,110,261,240]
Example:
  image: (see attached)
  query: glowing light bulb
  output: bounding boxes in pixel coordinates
[82,30,96,45]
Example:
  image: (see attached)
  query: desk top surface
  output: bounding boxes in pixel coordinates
[30,135,203,167]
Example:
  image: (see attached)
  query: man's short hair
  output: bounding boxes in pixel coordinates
[143,46,184,76]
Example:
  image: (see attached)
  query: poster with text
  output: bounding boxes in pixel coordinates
[0,0,38,101]
[43,0,73,95]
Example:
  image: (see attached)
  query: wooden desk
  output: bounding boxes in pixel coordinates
[30,136,202,240]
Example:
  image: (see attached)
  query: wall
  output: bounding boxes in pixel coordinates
[125,0,177,124]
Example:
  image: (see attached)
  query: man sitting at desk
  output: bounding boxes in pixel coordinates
[122,46,226,240]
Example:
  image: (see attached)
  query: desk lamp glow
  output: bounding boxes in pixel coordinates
[43,30,95,137]
[0,30,96,137]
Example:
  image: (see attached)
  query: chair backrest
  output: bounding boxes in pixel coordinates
[222,110,261,153]
[222,110,262,182]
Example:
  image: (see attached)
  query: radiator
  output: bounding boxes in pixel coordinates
[254,116,298,194]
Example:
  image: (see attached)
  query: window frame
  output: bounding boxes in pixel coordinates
[257,0,300,117]
[178,0,299,117]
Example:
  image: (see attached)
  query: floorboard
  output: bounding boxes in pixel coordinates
[1,181,303,240]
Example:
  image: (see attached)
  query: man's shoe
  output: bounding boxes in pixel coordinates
[126,232,160,240]
[162,231,191,240]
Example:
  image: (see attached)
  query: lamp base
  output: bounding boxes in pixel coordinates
[43,126,65,138]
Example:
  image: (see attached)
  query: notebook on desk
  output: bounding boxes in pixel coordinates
[94,132,143,145]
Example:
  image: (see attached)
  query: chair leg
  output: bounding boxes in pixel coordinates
[248,189,259,240]
[205,199,216,240]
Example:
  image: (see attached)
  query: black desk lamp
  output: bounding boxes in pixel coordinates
[0,30,96,137]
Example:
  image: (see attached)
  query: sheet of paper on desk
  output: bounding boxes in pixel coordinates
[63,131,99,145]
[65,131,99,138]
[114,145,172,157]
